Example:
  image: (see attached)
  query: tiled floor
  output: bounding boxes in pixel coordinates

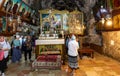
[5,52,120,76]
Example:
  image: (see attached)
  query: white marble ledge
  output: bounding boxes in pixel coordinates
[35,39,64,45]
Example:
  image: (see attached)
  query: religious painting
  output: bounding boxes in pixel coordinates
[19,2,27,16]
[40,9,69,35]
[0,17,9,33]
[2,0,13,12]
[42,14,62,31]
[51,14,62,29]
[41,13,62,31]
[0,17,17,33]
[0,0,4,10]
[1,0,21,13]
[68,10,84,35]
[42,14,50,31]
[63,14,69,33]
[1,16,7,32]
[11,20,18,33]
[12,0,21,14]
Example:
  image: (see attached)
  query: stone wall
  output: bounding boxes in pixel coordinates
[102,31,120,61]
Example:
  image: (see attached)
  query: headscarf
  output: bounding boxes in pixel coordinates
[71,35,76,40]
[16,35,20,38]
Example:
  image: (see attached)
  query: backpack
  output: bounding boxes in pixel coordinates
[0,50,4,61]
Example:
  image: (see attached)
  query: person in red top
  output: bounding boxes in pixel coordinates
[0,36,11,76]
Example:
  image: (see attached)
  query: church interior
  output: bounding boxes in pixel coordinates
[0,0,120,76]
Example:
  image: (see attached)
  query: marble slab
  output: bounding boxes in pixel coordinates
[35,39,64,45]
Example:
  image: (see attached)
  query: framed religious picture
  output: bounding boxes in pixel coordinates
[68,10,85,35]
[11,0,22,15]
[41,13,50,31]
[63,13,69,34]
[40,9,69,33]
[0,17,17,36]
[1,0,21,13]
[1,0,13,12]
[1,16,7,32]
[0,0,5,10]
[18,2,27,17]
[39,9,69,35]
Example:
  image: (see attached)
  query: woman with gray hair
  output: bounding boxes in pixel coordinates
[68,34,79,74]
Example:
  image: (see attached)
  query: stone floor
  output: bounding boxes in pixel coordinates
[5,52,120,76]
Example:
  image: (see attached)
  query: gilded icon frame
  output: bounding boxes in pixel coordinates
[39,9,69,34]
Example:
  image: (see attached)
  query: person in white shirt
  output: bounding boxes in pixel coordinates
[68,34,79,73]
[0,36,11,76]
[19,35,23,46]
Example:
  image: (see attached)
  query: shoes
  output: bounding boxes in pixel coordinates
[29,59,33,62]
[75,67,79,70]
[1,73,5,76]
[77,67,79,69]
[16,61,19,63]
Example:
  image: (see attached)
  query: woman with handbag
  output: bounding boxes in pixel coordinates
[0,36,11,76]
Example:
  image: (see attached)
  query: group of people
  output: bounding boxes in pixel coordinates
[0,35,36,76]
[0,34,79,76]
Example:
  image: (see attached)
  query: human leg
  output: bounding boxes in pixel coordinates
[28,50,32,61]
[12,48,17,63]
[68,55,79,70]
[4,56,9,70]
[0,58,6,76]
[24,51,27,61]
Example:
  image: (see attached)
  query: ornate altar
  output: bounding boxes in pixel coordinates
[33,9,85,69]
[32,9,69,69]
[33,39,64,70]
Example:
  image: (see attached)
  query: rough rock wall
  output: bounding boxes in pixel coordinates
[86,17,102,46]
[102,31,120,61]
